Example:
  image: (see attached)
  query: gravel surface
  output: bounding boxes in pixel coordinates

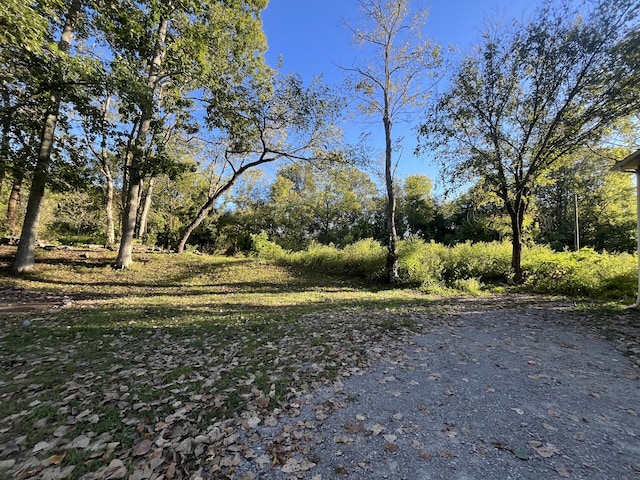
[243,298,640,480]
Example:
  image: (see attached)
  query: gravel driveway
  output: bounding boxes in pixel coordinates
[243,298,640,480]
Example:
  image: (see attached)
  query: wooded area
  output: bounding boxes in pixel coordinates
[1,0,639,282]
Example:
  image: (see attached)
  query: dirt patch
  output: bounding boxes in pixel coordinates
[1,296,639,479]
[238,298,640,479]
[0,288,73,315]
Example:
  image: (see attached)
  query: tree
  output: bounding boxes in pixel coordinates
[535,150,637,252]
[418,0,640,282]
[104,0,270,268]
[343,0,442,283]
[11,0,83,273]
[397,174,436,239]
[176,74,345,253]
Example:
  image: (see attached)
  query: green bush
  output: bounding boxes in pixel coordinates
[249,232,637,300]
[288,238,385,280]
[341,238,386,279]
[397,237,446,287]
[443,241,512,283]
[451,277,485,295]
[522,246,637,299]
[249,231,287,261]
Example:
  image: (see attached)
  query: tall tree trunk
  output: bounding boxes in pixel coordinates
[507,199,526,284]
[7,168,24,237]
[95,95,116,247]
[103,164,116,247]
[114,17,168,269]
[383,114,399,284]
[137,176,155,239]
[11,0,81,273]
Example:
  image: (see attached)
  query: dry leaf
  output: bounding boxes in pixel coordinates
[33,441,51,453]
[370,423,385,435]
[333,434,354,444]
[384,442,398,452]
[48,453,66,465]
[281,458,300,473]
[0,460,16,470]
[344,421,363,434]
[555,465,571,477]
[132,439,153,456]
[528,441,559,458]
[411,439,426,450]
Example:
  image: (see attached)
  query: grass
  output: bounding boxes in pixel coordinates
[0,246,444,479]
[0,245,634,479]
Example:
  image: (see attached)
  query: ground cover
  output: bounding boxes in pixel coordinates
[0,247,638,479]
[0,247,435,479]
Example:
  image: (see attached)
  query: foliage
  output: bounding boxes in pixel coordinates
[522,247,637,299]
[254,234,638,300]
[418,0,640,282]
[442,241,512,284]
[249,231,287,261]
[343,0,443,283]
[397,237,446,287]
[535,150,637,253]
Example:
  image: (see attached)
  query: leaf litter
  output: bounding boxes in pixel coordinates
[1,259,640,480]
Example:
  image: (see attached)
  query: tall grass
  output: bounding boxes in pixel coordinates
[250,232,638,300]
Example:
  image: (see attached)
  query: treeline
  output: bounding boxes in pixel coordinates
[1,0,639,279]
[6,153,636,257]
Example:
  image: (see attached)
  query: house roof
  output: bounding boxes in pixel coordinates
[612,149,640,173]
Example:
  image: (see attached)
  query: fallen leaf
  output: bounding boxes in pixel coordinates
[33,441,51,453]
[344,421,363,434]
[0,460,16,470]
[512,449,529,460]
[67,435,90,449]
[53,425,74,437]
[355,414,366,421]
[281,458,300,473]
[528,441,559,458]
[48,453,66,465]
[384,442,398,452]
[132,439,153,456]
[543,423,557,431]
[411,440,427,450]
[370,423,385,436]
[333,434,354,444]
[555,465,571,477]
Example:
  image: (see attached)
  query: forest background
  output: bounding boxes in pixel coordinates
[1,0,639,294]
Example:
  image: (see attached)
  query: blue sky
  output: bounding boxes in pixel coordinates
[261,0,535,191]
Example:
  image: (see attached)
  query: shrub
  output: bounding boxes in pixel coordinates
[452,277,485,295]
[522,246,637,299]
[287,239,385,280]
[397,237,446,287]
[249,231,287,261]
[442,241,512,284]
[341,239,387,279]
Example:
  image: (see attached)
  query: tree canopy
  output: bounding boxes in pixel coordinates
[418,0,640,282]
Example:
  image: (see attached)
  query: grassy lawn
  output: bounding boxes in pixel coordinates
[0,246,441,479]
